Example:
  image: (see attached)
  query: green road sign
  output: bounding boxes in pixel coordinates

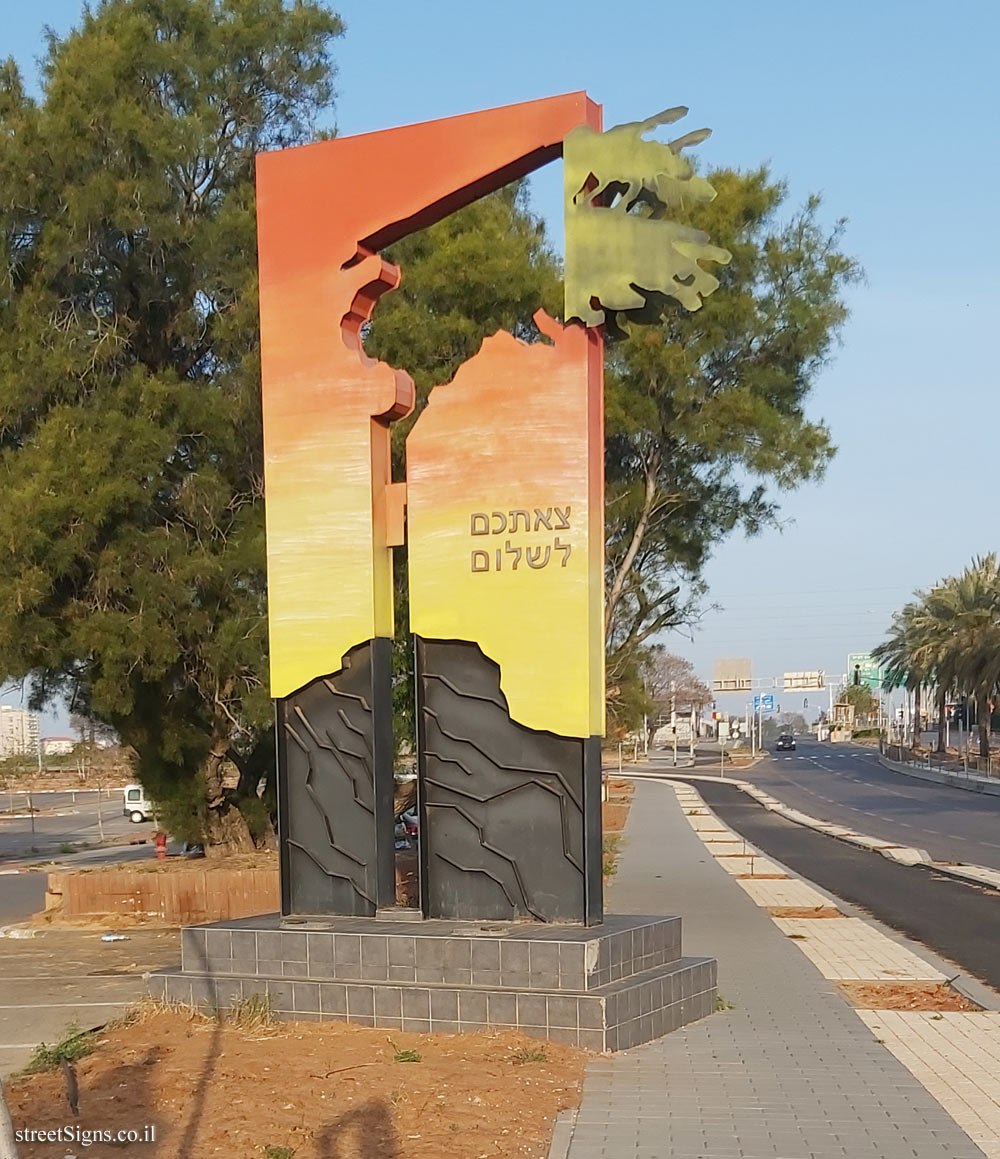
[847,652,881,691]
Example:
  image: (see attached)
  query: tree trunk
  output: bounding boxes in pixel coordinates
[605,450,659,640]
[980,696,991,759]
[227,741,278,851]
[937,691,947,753]
[201,740,257,855]
[912,683,921,747]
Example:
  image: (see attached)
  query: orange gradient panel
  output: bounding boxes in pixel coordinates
[407,313,605,738]
[257,93,600,698]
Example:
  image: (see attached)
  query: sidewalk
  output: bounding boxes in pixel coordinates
[555,778,987,1158]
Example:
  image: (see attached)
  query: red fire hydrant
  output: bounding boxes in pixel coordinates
[154,831,168,861]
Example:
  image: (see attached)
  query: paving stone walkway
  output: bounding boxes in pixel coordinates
[770,917,948,982]
[855,1012,1000,1158]
[556,778,985,1158]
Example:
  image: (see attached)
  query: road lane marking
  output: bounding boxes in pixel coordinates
[754,756,997,848]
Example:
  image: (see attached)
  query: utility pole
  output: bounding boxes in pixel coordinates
[689,706,696,760]
[670,681,677,767]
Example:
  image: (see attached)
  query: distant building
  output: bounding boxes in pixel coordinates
[42,736,76,756]
[0,705,40,759]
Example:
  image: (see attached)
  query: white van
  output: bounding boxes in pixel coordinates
[122,784,154,823]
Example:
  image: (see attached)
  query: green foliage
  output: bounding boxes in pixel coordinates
[0,1,343,840]
[602,833,622,879]
[605,169,860,721]
[511,1045,548,1065]
[840,683,878,722]
[152,771,206,845]
[368,182,561,434]
[389,1039,422,1063]
[23,1024,96,1073]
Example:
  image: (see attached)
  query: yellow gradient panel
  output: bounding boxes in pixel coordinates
[407,314,605,738]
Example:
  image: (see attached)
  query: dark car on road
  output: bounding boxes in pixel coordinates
[775,733,796,751]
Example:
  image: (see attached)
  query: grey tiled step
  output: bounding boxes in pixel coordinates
[149,955,715,1053]
[181,912,683,993]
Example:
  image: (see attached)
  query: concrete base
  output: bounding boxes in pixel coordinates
[148,913,715,1052]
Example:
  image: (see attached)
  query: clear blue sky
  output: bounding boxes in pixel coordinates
[5,0,999,729]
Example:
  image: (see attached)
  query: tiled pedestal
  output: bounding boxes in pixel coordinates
[148,913,715,1051]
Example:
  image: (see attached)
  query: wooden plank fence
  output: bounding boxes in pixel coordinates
[48,868,279,924]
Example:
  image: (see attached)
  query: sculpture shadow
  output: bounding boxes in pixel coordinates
[316,1098,400,1159]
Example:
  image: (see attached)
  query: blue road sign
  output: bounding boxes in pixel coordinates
[761,694,774,712]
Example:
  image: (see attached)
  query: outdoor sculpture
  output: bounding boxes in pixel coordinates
[255,93,728,924]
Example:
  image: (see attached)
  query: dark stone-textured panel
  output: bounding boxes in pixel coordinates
[415,637,602,923]
[277,639,394,917]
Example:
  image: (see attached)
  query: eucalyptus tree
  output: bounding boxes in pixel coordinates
[603,171,860,702]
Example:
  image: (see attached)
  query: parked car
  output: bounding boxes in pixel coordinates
[122,783,154,823]
[775,734,796,751]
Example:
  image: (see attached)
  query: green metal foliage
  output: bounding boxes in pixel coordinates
[563,108,731,333]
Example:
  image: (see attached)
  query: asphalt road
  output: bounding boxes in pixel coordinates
[0,874,47,926]
[686,777,1000,993]
[719,738,1000,870]
[0,792,154,861]
[0,928,179,1077]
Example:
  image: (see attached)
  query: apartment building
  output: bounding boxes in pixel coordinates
[0,705,41,759]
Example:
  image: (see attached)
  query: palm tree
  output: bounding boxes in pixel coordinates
[874,598,934,747]
[918,578,968,752]
[939,555,1000,759]
[877,557,1000,760]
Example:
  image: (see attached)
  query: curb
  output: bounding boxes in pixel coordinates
[547,1109,577,1159]
[877,755,1000,797]
[0,925,39,939]
[664,779,1000,1014]
[621,770,1000,896]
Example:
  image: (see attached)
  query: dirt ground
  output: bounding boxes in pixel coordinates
[601,801,630,832]
[836,981,982,1011]
[61,850,280,875]
[6,1008,587,1159]
[767,906,843,919]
